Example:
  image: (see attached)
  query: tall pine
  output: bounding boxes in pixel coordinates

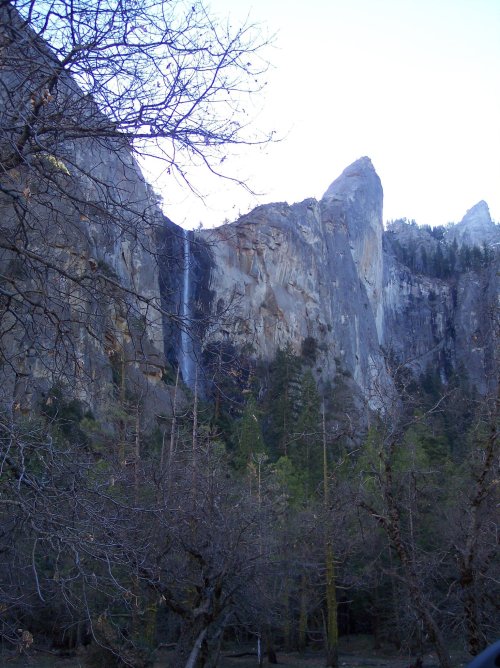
[265,343,302,458]
[290,369,322,498]
[236,395,266,469]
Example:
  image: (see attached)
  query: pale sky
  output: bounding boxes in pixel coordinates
[145,0,500,229]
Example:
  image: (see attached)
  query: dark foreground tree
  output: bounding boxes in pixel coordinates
[358,422,453,668]
[0,1,273,662]
[445,392,499,656]
[0,392,275,666]
[357,370,499,668]
[0,0,272,388]
[1,0,271,183]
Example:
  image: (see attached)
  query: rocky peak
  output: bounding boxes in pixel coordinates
[446,200,498,247]
[197,157,390,407]
[461,200,492,226]
[193,157,497,404]
[321,157,384,338]
[322,156,381,203]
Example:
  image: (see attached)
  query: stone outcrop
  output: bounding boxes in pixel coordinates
[1,2,496,411]
[445,200,498,247]
[196,159,499,399]
[323,157,385,338]
[199,158,388,403]
[0,4,173,417]
[383,207,498,395]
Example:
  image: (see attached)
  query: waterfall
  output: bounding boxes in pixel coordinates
[179,229,196,389]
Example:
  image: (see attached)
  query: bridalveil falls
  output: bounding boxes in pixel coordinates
[179,228,196,389]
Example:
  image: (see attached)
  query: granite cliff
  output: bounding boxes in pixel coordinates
[197,158,386,403]
[0,3,172,418]
[1,3,496,413]
[195,158,499,400]
[383,202,499,395]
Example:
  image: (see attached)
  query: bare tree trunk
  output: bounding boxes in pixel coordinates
[283,574,291,651]
[324,540,339,668]
[132,403,141,639]
[361,449,452,668]
[184,627,208,668]
[298,573,308,652]
[160,366,179,497]
[371,588,382,651]
[323,402,338,668]
[144,599,157,648]
[388,548,402,650]
[134,403,140,504]
[119,348,127,463]
[203,609,232,668]
[456,409,497,656]
[266,630,278,664]
[191,371,199,502]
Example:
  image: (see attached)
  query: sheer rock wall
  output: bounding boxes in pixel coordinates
[198,158,498,398]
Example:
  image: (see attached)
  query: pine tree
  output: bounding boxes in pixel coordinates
[290,369,323,498]
[236,395,266,469]
[266,344,302,458]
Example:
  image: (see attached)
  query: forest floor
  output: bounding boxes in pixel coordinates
[2,635,472,667]
[214,635,471,668]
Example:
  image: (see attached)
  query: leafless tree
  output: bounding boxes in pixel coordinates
[1,0,271,183]
[357,352,499,667]
[0,1,273,662]
[444,390,499,655]
[0,0,272,400]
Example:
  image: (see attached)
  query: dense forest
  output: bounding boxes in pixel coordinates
[1,336,498,667]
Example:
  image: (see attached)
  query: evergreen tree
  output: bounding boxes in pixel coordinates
[419,246,428,274]
[236,395,266,469]
[433,244,445,278]
[449,239,458,273]
[460,245,472,271]
[470,245,483,272]
[265,343,302,458]
[290,369,323,498]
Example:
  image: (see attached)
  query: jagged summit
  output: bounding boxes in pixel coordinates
[322,156,381,201]
[446,200,498,247]
[460,200,492,228]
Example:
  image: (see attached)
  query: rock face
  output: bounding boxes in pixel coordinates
[197,159,499,399]
[200,158,387,403]
[445,200,498,247]
[383,208,499,395]
[1,5,496,412]
[0,4,172,417]
[323,157,385,339]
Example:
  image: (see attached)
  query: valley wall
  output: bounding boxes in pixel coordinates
[197,159,499,399]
